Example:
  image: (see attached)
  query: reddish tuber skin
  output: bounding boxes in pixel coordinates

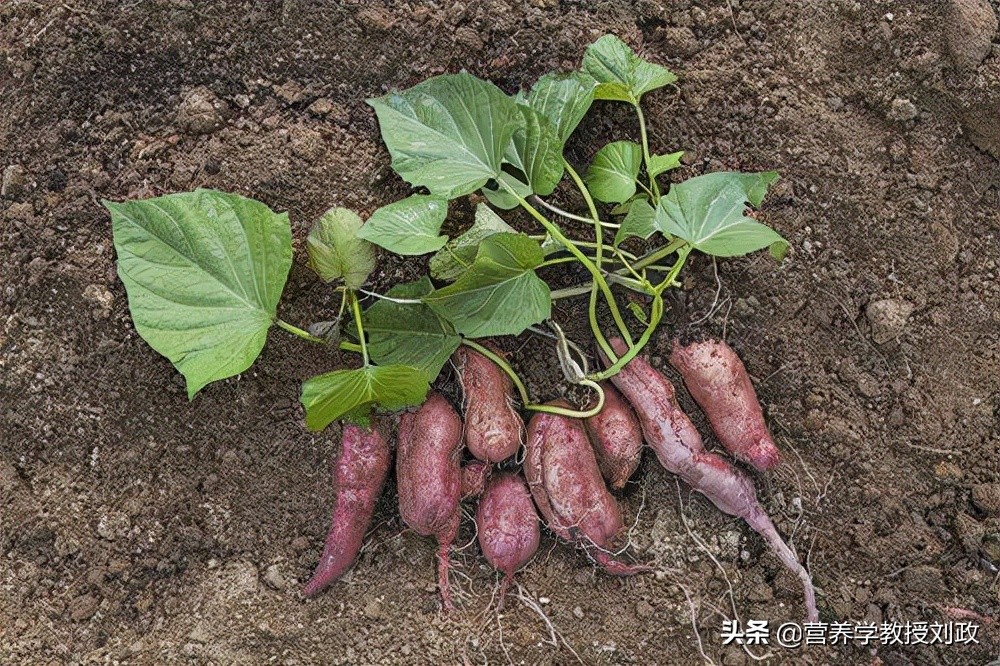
[454,345,524,463]
[397,391,463,611]
[476,472,540,604]
[605,338,819,622]
[584,381,643,489]
[303,423,392,598]
[669,338,781,472]
[460,459,493,500]
[525,403,650,575]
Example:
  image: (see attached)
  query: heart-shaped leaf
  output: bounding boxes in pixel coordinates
[301,364,430,431]
[356,195,448,255]
[424,233,551,337]
[614,198,657,246]
[307,207,376,289]
[585,141,643,203]
[365,277,461,382]
[655,171,787,259]
[504,104,564,196]
[106,189,292,398]
[429,204,517,281]
[647,151,684,178]
[368,72,522,198]
[582,35,677,105]
[525,71,598,146]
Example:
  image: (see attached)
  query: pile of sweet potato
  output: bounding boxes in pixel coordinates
[303,339,818,621]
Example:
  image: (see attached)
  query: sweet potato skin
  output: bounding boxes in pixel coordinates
[396,391,463,609]
[669,339,780,472]
[525,404,648,575]
[585,382,643,489]
[455,345,524,463]
[302,423,392,598]
[605,338,818,621]
[476,472,539,590]
[460,459,492,500]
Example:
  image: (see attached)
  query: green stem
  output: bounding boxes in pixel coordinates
[339,341,363,354]
[632,238,687,272]
[538,256,580,269]
[635,104,661,201]
[349,290,369,365]
[525,380,606,419]
[587,293,664,382]
[276,319,327,344]
[551,285,596,300]
[500,181,621,362]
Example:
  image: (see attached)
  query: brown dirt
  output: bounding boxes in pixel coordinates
[2,1,999,664]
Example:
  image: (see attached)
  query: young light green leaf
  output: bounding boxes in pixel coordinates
[655,171,788,259]
[582,35,678,105]
[367,72,522,198]
[365,277,461,381]
[481,171,531,210]
[307,207,376,289]
[356,195,448,255]
[585,141,643,203]
[106,189,292,399]
[424,233,551,338]
[429,204,516,281]
[525,71,599,145]
[647,151,685,178]
[614,198,658,246]
[301,364,430,431]
[504,104,564,196]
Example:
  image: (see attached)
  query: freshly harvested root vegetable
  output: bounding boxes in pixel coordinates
[302,422,392,598]
[584,381,643,489]
[397,391,463,610]
[525,403,651,575]
[476,472,540,604]
[605,338,819,622]
[460,459,492,500]
[669,338,781,472]
[454,344,524,463]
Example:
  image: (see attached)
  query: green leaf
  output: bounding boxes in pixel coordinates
[429,204,516,281]
[614,198,658,246]
[655,171,787,259]
[525,71,598,146]
[585,141,643,203]
[424,233,551,337]
[106,189,291,399]
[365,277,461,381]
[647,151,684,178]
[307,207,376,289]
[367,72,522,198]
[301,364,430,431]
[481,171,531,210]
[356,195,448,255]
[582,35,677,105]
[505,104,564,196]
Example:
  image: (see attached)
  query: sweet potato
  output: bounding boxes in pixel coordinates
[454,345,524,463]
[605,338,819,621]
[525,403,650,575]
[460,459,492,500]
[303,422,392,597]
[476,472,540,603]
[670,338,781,472]
[584,382,643,489]
[397,391,463,610]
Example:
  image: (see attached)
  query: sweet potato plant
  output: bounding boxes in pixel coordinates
[106,35,815,620]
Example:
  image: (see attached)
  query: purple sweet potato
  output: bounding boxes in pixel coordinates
[303,423,392,597]
[397,391,463,611]
[670,338,781,472]
[585,382,643,489]
[454,345,524,463]
[476,472,540,602]
[460,459,493,500]
[604,338,818,621]
[525,403,650,575]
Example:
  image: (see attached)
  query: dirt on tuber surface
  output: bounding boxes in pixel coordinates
[475,472,540,604]
[584,381,644,489]
[454,344,524,463]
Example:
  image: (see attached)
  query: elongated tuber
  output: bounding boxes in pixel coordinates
[585,381,643,489]
[476,472,540,603]
[455,344,524,463]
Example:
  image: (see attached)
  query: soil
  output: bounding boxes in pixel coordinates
[2,1,999,664]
